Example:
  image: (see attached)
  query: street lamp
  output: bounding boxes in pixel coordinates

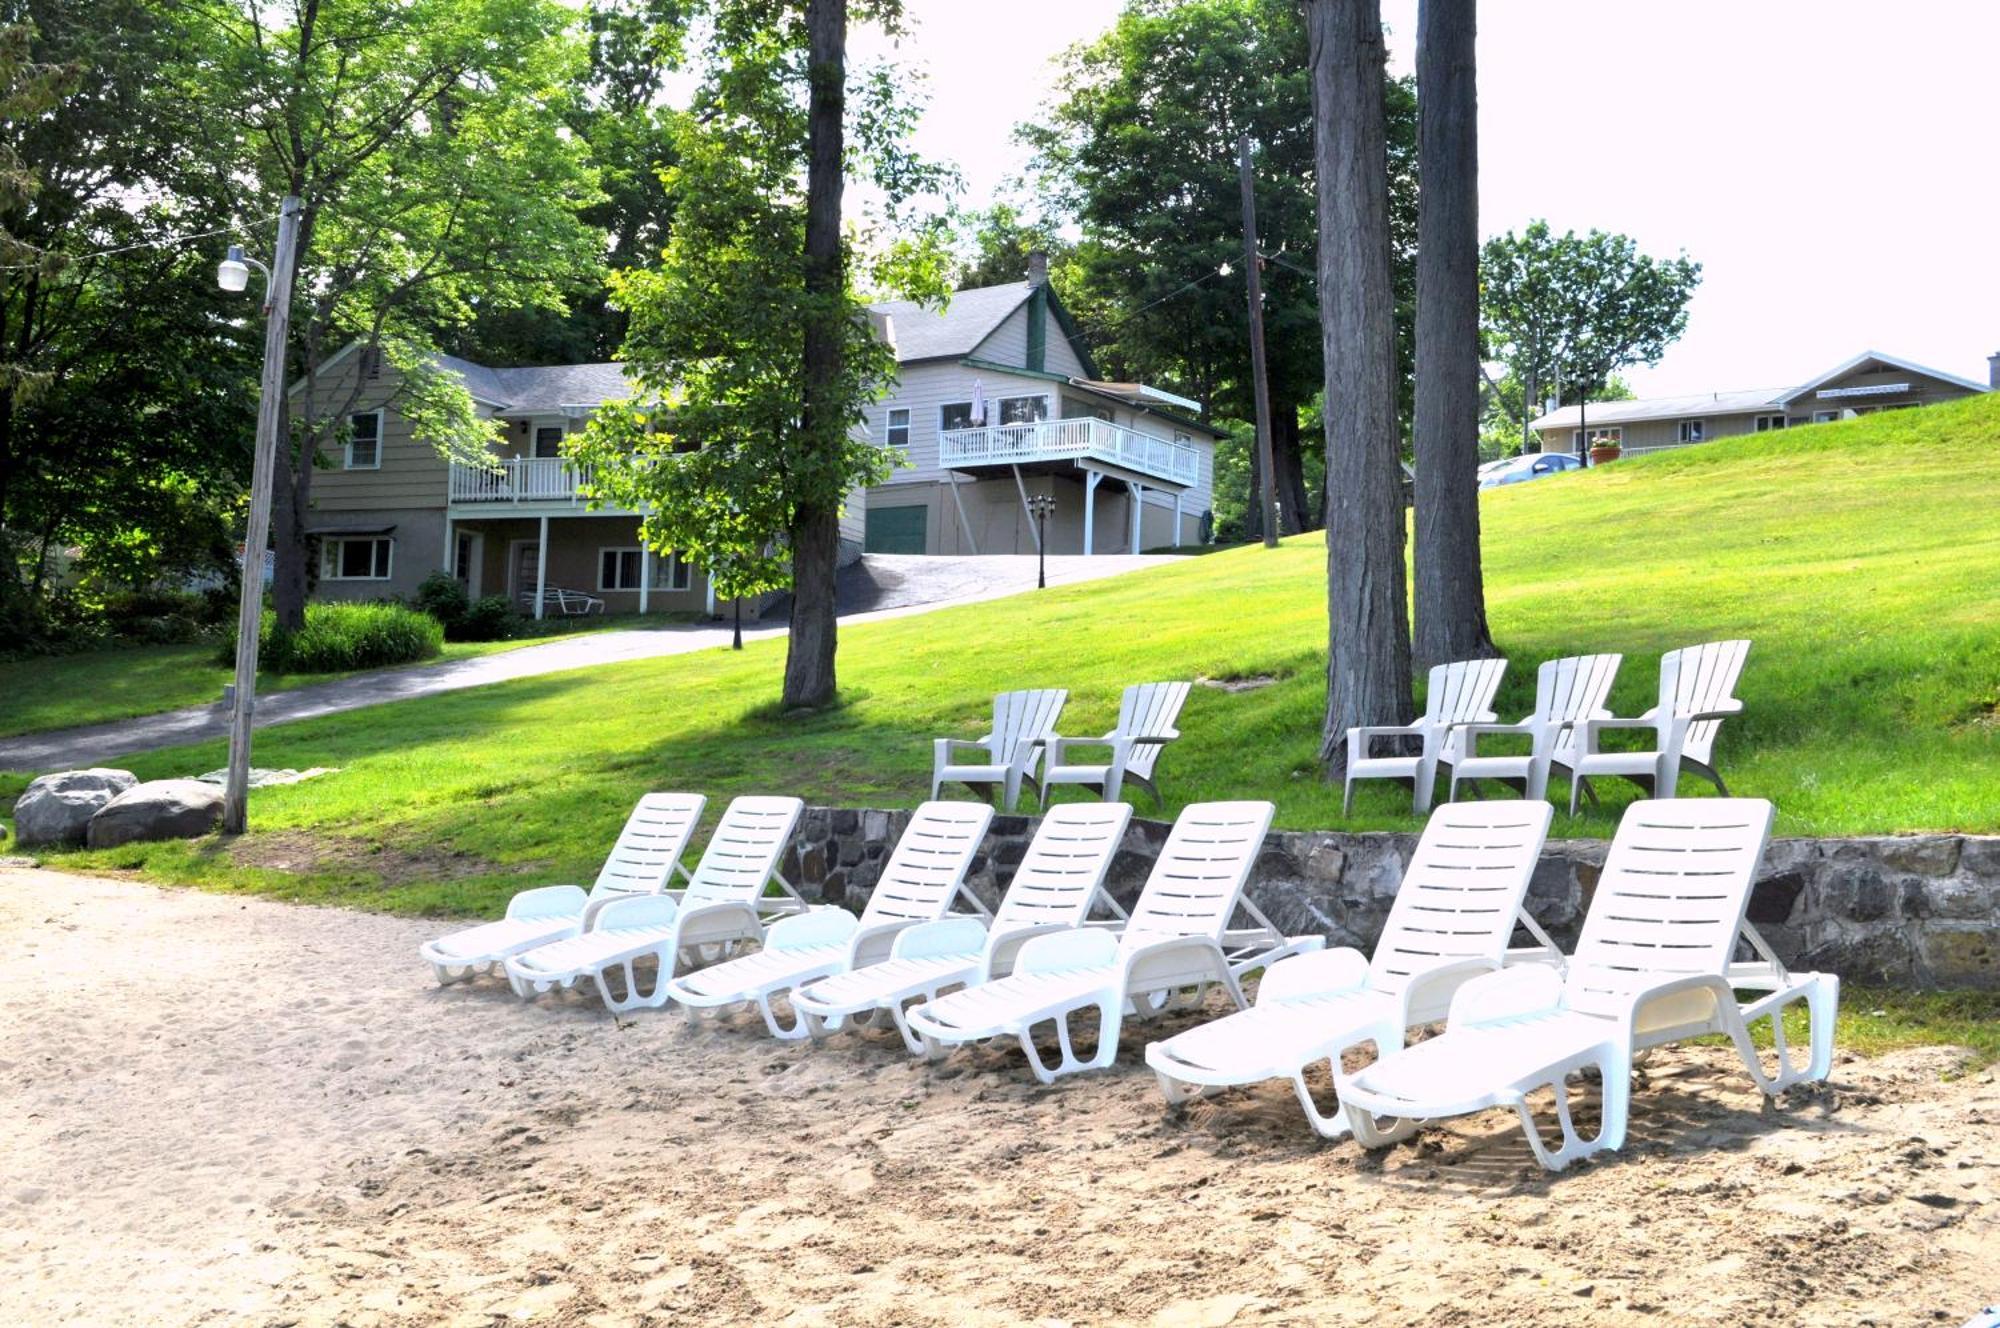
[216,199,304,834]
[1028,493,1056,588]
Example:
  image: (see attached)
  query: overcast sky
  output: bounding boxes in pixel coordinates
[874,0,2000,397]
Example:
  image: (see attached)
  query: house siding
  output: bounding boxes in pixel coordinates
[299,354,456,514]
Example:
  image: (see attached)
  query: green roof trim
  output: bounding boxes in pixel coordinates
[1026,285,1048,372]
[958,356,1073,384]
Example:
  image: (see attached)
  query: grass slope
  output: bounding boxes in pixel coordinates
[8,395,1998,920]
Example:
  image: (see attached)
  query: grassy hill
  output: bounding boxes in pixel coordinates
[14,393,1999,912]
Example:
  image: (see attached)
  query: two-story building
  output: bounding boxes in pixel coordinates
[297,256,1219,618]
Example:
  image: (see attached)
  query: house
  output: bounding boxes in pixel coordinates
[1527,349,1996,459]
[296,255,1219,617]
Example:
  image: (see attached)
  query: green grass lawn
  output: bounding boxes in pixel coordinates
[4,395,1997,927]
[0,614,655,739]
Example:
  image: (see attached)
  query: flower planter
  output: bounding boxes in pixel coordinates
[1590,444,1622,465]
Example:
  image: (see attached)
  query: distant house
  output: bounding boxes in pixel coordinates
[1528,349,1996,459]
[295,255,1218,618]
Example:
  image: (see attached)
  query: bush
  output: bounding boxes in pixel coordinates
[217,601,443,672]
[413,571,470,631]
[455,594,518,642]
[100,589,211,646]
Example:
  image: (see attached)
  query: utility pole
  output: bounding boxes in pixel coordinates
[1237,133,1280,548]
[222,195,304,834]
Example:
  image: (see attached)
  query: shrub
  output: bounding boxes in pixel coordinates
[455,594,518,642]
[413,571,470,631]
[217,601,443,672]
[100,589,211,646]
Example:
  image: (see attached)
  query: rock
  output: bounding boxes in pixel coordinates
[12,768,139,847]
[85,779,225,849]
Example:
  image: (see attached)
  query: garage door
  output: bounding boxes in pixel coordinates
[865,504,928,554]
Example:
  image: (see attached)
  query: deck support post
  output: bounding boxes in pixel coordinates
[1011,465,1041,553]
[946,474,978,554]
[1172,491,1182,549]
[639,545,651,615]
[534,514,549,621]
[1083,470,1101,555]
[442,514,454,579]
[1129,481,1145,553]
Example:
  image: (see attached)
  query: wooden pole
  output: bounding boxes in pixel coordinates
[223,195,303,836]
[1238,134,1280,547]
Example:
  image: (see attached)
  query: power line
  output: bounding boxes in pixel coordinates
[0,214,285,272]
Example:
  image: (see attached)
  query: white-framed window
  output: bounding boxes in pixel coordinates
[1173,430,1193,445]
[345,411,382,469]
[1570,426,1623,448]
[321,535,393,581]
[885,407,910,448]
[533,425,565,459]
[1812,409,1840,424]
[598,547,693,593]
[1755,414,1787,432]
[996,393,1048,426]
[1677,419,1705,443]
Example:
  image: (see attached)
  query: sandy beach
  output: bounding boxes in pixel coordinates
[1,866,1992,1327]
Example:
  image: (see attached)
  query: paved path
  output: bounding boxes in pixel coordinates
[0,554,1171,773]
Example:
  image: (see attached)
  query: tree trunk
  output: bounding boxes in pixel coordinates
[1521,362,1539,455]
[1271,397,1311,534]
[269,421,312,631]
[1411,0,1495,669]
[1309,0,1414,774]
[782,0,847,710]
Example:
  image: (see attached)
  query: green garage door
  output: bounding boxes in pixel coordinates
[865,504,928,554]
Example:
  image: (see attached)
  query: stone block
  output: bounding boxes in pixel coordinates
[1875,836,1962,877]
[13,769,139,848]
[85,779,223,849]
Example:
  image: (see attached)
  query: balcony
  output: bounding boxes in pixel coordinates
[448,456,605,508]
[938,417,1200,488]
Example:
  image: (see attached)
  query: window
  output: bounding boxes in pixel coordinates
[1677,419,1705,443]
[598,548,693,593]
[1173,430,1193,445]
[1063,396,1112,422]
[1812,410,1840,424]
[885,408,910,449]
[533,425,565,459]
[321,535,392,580]
[1569,426,1622,449]
[996,394,1048,426]
[940,402,975,432]
[1755,414,1787,432]
[345,411,382,469]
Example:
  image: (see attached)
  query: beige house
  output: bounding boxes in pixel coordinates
[295,259,1219,618]
[1528,349,1996,459]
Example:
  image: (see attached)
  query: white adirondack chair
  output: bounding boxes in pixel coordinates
[501,795,806,1013]
[932,689,1067,812]
[1567,640,1750,814]
[667,801,995,1039]
[790,802,1133,1053]
[1339,798,1839,1171]
[1145,801,1558,1137]
[1344,658,1508,815]
[903,801,1325,1084]
[419,792,706,985]
[1449,654,1623,804]
[1038,681,1192,807]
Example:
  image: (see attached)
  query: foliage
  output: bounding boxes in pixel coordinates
[1481,220,1701,451]
[951,202,1065,290]
[1479,372,1632,460]
[221,602,443,673]
[457,595,519,643]
[413,572,472,631]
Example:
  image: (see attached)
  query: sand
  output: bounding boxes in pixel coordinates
[1,867,1993,1327]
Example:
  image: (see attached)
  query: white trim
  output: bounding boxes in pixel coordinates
[1775,349,1991,404]
[452,529,484,598]
[1677,419,1705,444]
[320,534,394,581]
[1754,414,1787,432]
[507,537,540,608]
[885,407,910,449]
[344,409,384,470]
[598,546,693,593]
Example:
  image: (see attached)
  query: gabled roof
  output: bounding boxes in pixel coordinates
[483,362,634,415]
[1772,349,1991,404]
[869,282,1035,363]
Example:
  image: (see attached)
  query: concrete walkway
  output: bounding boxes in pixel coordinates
[0,553,1172,773]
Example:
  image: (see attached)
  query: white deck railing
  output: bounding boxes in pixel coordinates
[938,417,1200,486]
[448,456,595,505]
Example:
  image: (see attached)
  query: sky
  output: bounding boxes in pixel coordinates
[874,0,2000,398]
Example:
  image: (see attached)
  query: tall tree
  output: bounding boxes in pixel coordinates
[1410,0,1493,668]
[1481,221,1701,455]
[570,0,951,710]
[187,0,603,630]
[1309,0,1413,773]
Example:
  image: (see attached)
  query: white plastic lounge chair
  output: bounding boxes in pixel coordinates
[1145,801,1558,1136]
[667,801,995,1039]
[791,802,1134,1053]
[419,792,706,985]
[1039,681,1191,808]
[904,800,1325,1084]
[1339,798,1839,1171]
[1449,654,1622,804]
[501,795,806,1013]
[931,689,1067,812]
[1567,640,1749,815]
[1344,658,1507,815]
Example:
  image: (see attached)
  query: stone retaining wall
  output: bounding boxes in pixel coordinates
[784,806,1999,989]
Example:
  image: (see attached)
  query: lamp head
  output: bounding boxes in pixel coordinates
[217,245,251,293]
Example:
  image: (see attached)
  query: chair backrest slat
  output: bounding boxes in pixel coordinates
[588,792,708,900]
[682,796,805,907]
[1121,801,1275,951]
[1563,798,1773,1018]
[989,689,1068,761]
[1116,681,1192,782]
[991,803,1132,931]
[857,801,995,926]
[1423,658,1508,726]
[1660,640,1750,764]
[1367,801,1553,994]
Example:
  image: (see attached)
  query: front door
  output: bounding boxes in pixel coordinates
[509,540,540,609]
[453,531,483,598]
[865,504,927,554]
[533,426,565,459]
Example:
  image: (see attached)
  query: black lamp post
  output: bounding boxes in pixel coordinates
[1028,493,1056,588]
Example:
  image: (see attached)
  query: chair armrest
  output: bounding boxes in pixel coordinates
[1617,972,1733,1040]
[1252,947,1370,1007]
[1444,964,1565,1032]
[763,906,858,952]
[507,884,589,922]
[1394,956,1504,1027]
[588,894,682,933]
[891,916,991,963]
[1576,714,1664,754]
[980,920,1078,980]
[673,899,772,947]
[848,918,918,968]
[1016,926,1119,976]
[935,737,994,763]
[1346,722,1424,757]
[1449,720,1534,759]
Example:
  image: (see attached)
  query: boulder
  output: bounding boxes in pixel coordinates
[86,779,225,849]
[13,769,140,847]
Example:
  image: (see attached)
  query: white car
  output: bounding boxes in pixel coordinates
[1478,452,1583,489]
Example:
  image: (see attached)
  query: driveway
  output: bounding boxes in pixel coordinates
[0,554,1176,773]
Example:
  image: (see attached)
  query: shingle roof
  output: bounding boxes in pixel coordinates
[434,354,635,414]
[868,282,1032,363]
[1530,387,1786,431]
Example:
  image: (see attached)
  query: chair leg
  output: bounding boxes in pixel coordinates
[1342,773,1356,817]
[1002,768,1022,813]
